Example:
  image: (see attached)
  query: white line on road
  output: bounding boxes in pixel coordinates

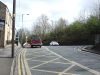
[58,64,76,75]
[27,58,72,65]
[31,68,60,74]
[44,46,100,75]
[26,53,56,61]
[31,57,60,70]
[31,68,79,75]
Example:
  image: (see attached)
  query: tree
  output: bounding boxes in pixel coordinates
[17,28,31,46]
[32,15,50,39]
[55,18,67,31]
[33,24,42,36]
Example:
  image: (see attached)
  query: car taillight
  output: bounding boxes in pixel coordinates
[31,40,41,43]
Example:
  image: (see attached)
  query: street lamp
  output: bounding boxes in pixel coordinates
[22,14,29,30]
[21,14,29,47]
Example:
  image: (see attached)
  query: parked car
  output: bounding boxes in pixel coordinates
[30,35,42,48]
[50,41,59,46]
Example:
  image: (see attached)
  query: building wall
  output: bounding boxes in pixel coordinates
[0,1,12,47]
[0,1,6,20]
[4,8,12,46]
[0,1,6,47]
[0,28,4,47]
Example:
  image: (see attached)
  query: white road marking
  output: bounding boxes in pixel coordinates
[71,61,100,75]
[32,68,60,73]
[31,69,79,75]
[50,61,71,64]
[59,64,76,75]
[31,50,45,53]
[30,57,60,69]
[44,47,72,63]
[44,46,100,75]
[27,58,72,65]
[26,53,56,61]
[27,59,46,62]
[77,47,82,51]
[74,47,82,51]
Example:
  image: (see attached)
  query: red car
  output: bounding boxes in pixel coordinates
[30,35,42,48]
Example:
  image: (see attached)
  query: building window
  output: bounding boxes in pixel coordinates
[0,30,1,40]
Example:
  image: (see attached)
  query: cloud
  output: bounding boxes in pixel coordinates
[0,0,96,29]
[0,0,13,12]
[17,0,88,29]
[19,0,82,21]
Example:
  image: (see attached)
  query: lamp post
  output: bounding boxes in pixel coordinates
[22,14,29,30]
[21,14,29,47]
[12,0,16,58]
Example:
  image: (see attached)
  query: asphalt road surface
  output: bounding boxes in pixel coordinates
[25,46,100,75]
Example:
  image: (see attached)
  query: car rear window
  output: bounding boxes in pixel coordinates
[32,36,40,40]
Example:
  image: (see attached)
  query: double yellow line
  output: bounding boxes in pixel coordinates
[18,49,31,75]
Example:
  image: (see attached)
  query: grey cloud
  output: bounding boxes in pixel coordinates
[81,0,96,10]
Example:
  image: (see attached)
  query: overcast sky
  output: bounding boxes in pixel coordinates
[0,0,97,30]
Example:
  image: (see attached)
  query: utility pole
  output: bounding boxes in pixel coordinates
[12,0,16,58]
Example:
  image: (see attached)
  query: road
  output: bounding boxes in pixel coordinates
[25,46,100,75]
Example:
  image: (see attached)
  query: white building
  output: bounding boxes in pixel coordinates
[0,1,12,47]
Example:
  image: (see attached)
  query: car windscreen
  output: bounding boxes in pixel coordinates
[32,36,40,40]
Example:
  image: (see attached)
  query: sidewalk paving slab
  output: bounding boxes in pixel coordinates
[0,58,13,75]
[0,44,21,75]
[82,46,100,55]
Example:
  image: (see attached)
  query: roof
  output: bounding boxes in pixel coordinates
[0,1,7,8]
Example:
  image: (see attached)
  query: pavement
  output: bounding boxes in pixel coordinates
[0,44,31,75]
[0,57,13,75]
[0,44,21,75]
[81,45,100,55]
